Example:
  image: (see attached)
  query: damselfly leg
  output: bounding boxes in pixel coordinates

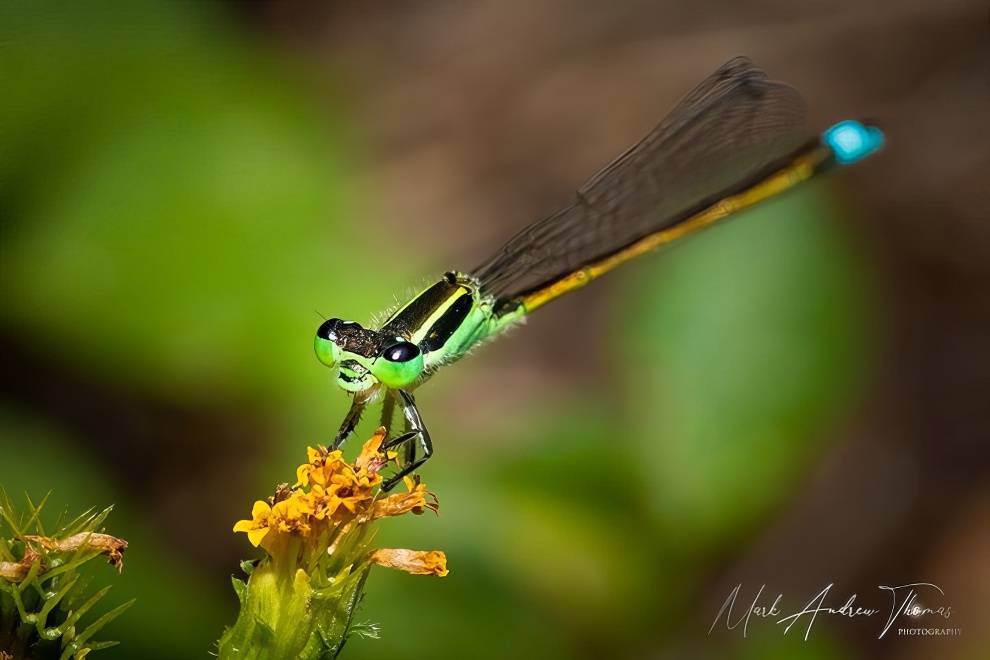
[380,390,433,492]
[332,397,367,450]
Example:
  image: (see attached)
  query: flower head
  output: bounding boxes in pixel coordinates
[222,427,447,659]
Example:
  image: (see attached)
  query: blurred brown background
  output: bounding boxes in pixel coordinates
[1,0,987,658]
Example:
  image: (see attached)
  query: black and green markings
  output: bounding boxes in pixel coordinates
[315,57,884,491]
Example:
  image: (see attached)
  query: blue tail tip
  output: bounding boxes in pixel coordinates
[822,120,885,165]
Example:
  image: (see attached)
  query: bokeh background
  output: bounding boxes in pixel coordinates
[1,1,987,658]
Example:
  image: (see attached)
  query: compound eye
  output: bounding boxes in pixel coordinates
[383,341,420,363]
[317,318,341,341]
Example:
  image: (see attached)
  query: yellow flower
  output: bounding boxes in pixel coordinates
[295,446,347,488]
[271,492,314,535]
[322,472,371,517]
[227,426,450,655]
[369,548,448,577]
[233,500,273,548]
[234,427,446,575]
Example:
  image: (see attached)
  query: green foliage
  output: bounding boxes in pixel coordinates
[625,189,871,545]
[0,490,133,660]
[0,0,367,409]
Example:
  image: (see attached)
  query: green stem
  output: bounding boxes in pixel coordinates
[218,557,371,660]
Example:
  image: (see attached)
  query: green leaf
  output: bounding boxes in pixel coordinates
[63,598,134,655]
[232,577,247,606]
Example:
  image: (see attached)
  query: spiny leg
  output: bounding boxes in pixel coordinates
[378,389,414,463]
[380,389,433,492]
[332,397,367,450]
[379,389,397,432]
[401,395,418,466]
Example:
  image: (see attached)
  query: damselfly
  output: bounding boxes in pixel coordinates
[315,57,883,490]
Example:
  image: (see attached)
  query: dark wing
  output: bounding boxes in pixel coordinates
[471,57,807,301]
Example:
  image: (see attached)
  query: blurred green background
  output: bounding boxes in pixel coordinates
[1,1,986,658]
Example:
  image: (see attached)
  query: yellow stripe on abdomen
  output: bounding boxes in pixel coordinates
[521,145,828,314]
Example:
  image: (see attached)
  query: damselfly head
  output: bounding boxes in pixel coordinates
[315,318,424,393]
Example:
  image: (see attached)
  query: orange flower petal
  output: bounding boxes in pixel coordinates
[369,548,448,576]
[372,485,439,519]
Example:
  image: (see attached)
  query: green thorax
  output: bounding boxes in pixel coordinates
[382,272,522,368]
